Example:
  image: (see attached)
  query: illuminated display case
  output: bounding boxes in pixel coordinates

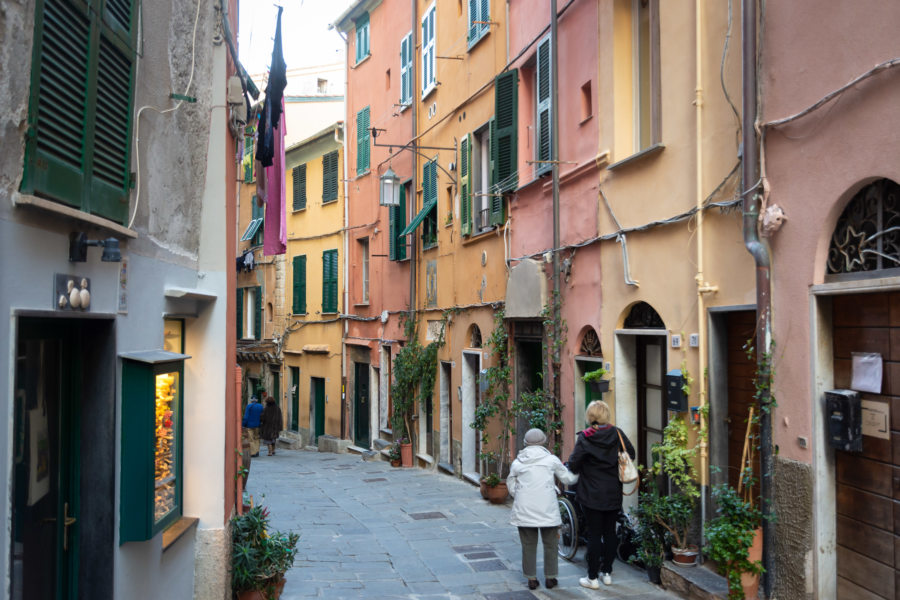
[119,350,189,543]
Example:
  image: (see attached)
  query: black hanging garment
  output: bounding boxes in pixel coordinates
[255,6,287,167]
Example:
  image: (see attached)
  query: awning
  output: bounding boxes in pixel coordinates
[399,199,437,236]
[240,218,263,241]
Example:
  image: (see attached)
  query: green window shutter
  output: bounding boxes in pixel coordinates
[244,137,254,183]
[480,0,490,36]
[251,197,264,246]
[292,164,306,210]
[400,33,412,105]
[488,118,505,225]
[460,135,472,236]
[292,255,306,314]
[254,286,262,340]
[322,250,338,313]
[323,151,338,202]
[355,13,369,63]
[536,36,552,176]
[390,184,407,261]
[494,69,518,193]
[357,107,370,174]
[237,288,244,339]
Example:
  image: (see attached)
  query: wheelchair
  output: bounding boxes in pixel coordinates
[557,483,637,563]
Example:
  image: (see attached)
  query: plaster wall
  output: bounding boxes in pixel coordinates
[761,0,900,463]
[284,334,344,438]
[0,0,232,596]
[339,0,413,367]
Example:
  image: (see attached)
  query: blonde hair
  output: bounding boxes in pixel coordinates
[586,400,611,426]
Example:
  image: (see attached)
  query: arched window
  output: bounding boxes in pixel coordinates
[828,179,900,276]
[624,301,665,329]
[578,328,602,356]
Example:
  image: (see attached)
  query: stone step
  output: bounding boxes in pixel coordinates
[372,438,392,450]
[661,561,729,600]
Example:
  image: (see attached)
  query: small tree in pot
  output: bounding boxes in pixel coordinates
[231,506,299,599]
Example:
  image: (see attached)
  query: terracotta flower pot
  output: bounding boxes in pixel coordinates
[741,527,763,598]
[400,442,413,467]
[390,458,401,467]
[480,479,489,499]
[486,481,508,504]
[236,577,286,600]
[671,544,699,566]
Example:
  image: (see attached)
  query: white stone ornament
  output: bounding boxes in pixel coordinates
[79,278,90,309]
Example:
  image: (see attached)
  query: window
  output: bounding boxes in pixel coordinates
[359,238,370,303]
[243,136,254,182]
[389,182,408,261]
[322,249,338,313]
[421,3,436,97]
[292,164,307,211]
[422,159,438,248]
[355,13,370,64]
[535,35,552,177]
[322,151,339,202]
[21,0,137,224]
[356,107,370,174]
[468,0,490,47]
[634,0,660,151]
[292,255,306,314]
[400,32,413,107]
[238,287,262,340]
[240,197,264,245]
[317,78,328,94]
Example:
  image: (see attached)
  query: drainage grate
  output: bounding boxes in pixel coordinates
[469,559,507,572]
[363,478,387,483]
[484,592,537,600]
[452,545,492,553]
[464,551,497,560]
[408,512,446,520]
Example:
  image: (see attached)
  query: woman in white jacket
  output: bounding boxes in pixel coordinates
[507,428,579,590]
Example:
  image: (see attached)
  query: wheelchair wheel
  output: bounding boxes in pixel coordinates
[557,497,579,561]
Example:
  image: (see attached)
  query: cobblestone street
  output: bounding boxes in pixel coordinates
[245,448,680,599]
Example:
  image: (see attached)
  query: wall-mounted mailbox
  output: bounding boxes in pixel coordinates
[666,370,687,412]
[825,389,862,452]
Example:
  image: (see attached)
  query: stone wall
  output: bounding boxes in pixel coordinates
[774,456,814,599]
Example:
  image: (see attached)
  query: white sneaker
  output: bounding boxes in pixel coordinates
[579,577,600,590]
[601,572,612,585]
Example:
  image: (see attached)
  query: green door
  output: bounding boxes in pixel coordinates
[12,323,81,600]
[290,367,300,431]
[354,362,370,448]
[312,377,325,443]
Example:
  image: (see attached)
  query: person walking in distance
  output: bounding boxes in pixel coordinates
[242,395,264,457]
[260,392,284,456]
[567,400,635,589]
[507,428,579,591]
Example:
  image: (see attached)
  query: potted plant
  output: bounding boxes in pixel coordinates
[387,443,402,467]
[582,366,609,394]
[482,471,508,504]
[649,417,701,566]
[231,506,300,599]
[705,483,764,599]
[628,473,667,583]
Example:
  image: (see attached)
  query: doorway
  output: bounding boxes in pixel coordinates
[289,367,300,431]
[11,317,114,600]
[310,377,325,443]
[353,362,370,448]
[515,339,544,452]
[439,361,452,465]
[636,336,666,469]
[461,351,481,479]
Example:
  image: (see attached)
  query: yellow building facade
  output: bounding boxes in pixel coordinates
[282,123,346,445]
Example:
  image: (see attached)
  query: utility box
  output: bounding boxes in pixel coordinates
[666,370,688,412]
[825,389,862,452]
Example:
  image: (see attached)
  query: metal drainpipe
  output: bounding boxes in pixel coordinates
[741,0,774,596]
[409,0,418,321]
[340,29,351,441]
[550,0,561,388]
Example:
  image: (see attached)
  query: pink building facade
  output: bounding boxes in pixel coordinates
[761,1,900,597]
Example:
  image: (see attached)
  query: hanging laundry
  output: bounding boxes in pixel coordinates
[263,98,286,256]
[254,7,287,168]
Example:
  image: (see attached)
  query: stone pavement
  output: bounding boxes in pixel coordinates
[245,448,680,600]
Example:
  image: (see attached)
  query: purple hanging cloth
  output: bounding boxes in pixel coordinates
[263,100,286,256]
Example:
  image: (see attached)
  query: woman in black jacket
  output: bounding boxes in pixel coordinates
[567,400,635,589]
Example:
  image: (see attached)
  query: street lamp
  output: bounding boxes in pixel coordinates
[380,167,401,207]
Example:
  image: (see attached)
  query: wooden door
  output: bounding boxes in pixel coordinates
[290,367,299,431]
[311,377,325,443]
[832,292,900,599]
[726,311,759,491]
[354,362,370,448]
[637,336,666,469]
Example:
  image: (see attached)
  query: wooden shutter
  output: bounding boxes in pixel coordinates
[322,250,338,313]
[460,135,472,236]
[355,13,369,63]
[494,69,518,193]
[253,286,262,340]
[421,6,435,94]
[400,33,412,105]
[468,0,478,41]
[292,255,306,314]
[488,119,505,225]
[536,36,551,176]
[323,151,338,202]
[292,164,306,210]
[390,184,407,261]
[480,0,489,36]
[237,288,244,339]
[357,107,370,173]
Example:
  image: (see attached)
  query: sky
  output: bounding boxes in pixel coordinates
[238,0,354,76]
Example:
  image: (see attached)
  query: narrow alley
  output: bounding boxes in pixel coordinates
[246,449,680,599]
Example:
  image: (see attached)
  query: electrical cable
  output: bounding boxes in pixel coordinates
[128,0,202,229]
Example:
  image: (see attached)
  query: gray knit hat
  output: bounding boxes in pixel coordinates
[524,428,547,446]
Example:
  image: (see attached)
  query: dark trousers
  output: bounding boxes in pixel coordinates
[517,526,559,579]
[582,506,618,578]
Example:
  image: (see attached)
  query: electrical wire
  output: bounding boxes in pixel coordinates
[128,0,203,229]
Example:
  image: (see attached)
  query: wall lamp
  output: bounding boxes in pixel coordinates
[380,167,401,207]
[69,232,122,262]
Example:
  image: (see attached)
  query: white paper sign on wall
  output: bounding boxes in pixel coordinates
[861,399,890,440]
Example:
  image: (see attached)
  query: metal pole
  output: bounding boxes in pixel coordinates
[741,0,774,596]
[409,0,418,317]
[550,0,561,378]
